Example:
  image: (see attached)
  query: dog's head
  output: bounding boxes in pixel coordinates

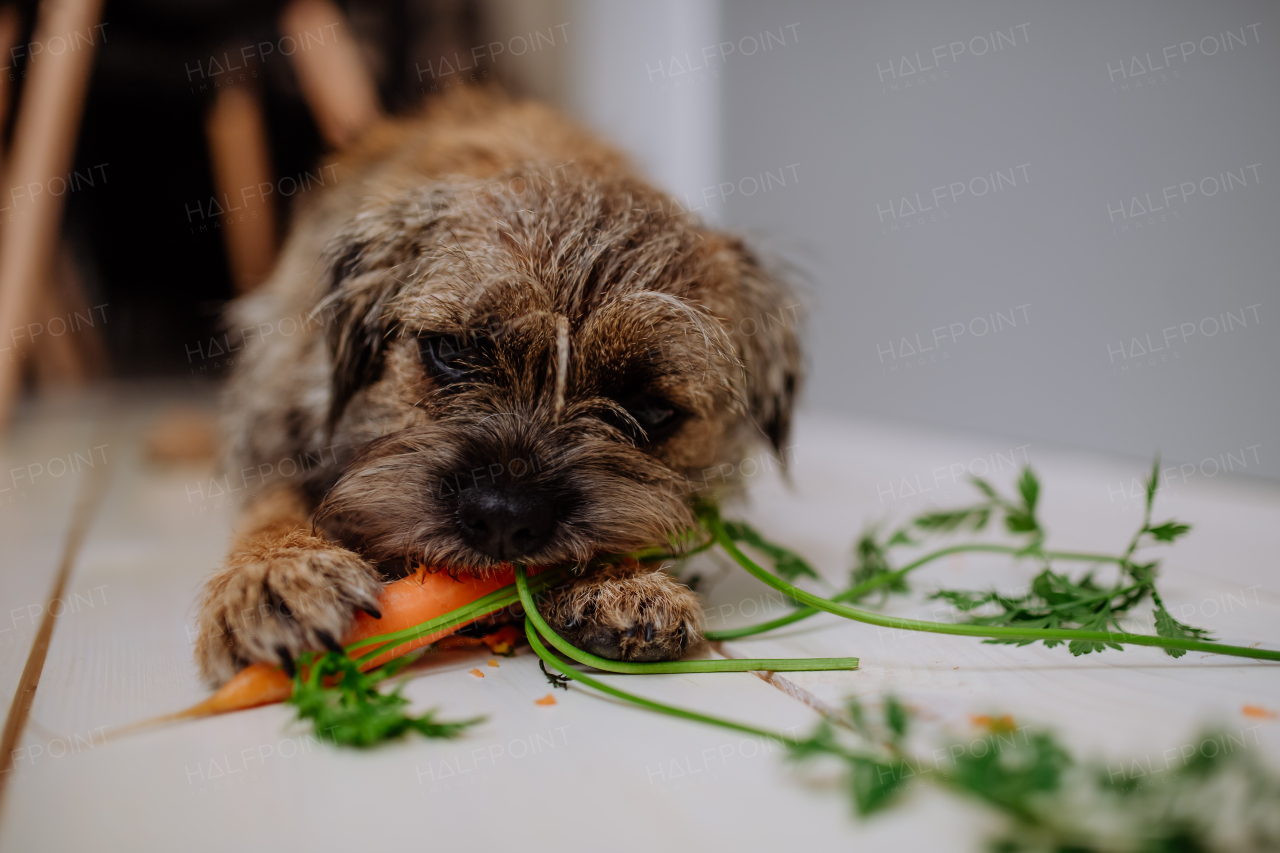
[312,163,801,573]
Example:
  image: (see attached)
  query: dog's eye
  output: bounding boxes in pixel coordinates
[602,396,685,443]
[630,400,676,431]
[418,334,487,384]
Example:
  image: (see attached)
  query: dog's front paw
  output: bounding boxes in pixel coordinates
[541,563,702,662]
[194,531,383,686]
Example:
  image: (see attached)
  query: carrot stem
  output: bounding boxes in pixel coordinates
[523,620,792,741]
[705,544,1123,641]
[513,567,858,674]
[702,509,1280,663]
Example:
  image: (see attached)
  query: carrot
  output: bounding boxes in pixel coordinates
[110,663,294,735]
[127,565,556,733]
[343,566,533,668]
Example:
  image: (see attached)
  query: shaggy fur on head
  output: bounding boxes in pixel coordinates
[196,87,801,684]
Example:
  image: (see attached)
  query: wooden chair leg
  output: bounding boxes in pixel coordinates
[0,0,104,427]
[0,5,102,397]
[280,0,383,149]
[32,246,107,388]
[31,285,84,389]
[205,84,278,295]
[206,0,383,296]
[0,4,20,164]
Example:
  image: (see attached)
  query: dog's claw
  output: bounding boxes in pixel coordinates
[316,630,343,654]
[360,604,383,620]
[276,646,296,678]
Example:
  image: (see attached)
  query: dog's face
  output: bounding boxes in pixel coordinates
[312,164,799,574]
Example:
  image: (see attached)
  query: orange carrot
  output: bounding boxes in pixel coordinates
[111,663,294,735]
[343,566,531,668]
[131,566,542,732]
[183,664,295,716]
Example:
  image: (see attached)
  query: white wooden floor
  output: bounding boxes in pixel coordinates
[1,384,1277,851]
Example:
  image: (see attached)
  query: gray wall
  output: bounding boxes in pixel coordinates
[713,0,1278,479]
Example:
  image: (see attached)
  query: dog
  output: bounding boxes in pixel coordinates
[194,87,801,686]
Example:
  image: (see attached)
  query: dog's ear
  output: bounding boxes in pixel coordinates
[722,237,803,457]
[322,250,399,433]
[319,192,451,431]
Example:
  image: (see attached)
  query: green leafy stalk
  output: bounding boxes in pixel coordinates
[709,459,1250,659]
[701,504,1280,662]
[523,621,789,741]
[513,566,858,674]
[788,698,1280,850]
[843,466,1047,605]
[708,463,1116,641]
[923,458,1210,657]
[525,626,1053,826]
[608,529,716,565]
[719,519,819,581]
[705,542,1122,641]
[288,650,481,747]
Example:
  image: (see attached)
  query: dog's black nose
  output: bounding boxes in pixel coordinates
[456,486,556,561]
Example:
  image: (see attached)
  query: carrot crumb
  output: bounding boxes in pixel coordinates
[488,658,500,668]
[1242,704,1277,719]
[970,714,1016,733]
[482,626,522,657]
[469,668,485,678]
[535,694,557,706]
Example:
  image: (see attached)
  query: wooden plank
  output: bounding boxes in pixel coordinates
[0,393,105,731]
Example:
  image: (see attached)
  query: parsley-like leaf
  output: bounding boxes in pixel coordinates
[721,519,819,581]
[1144,455,1160,512]
[848,757,909,813]
[850,530,911,603]
[970,476,1000,501]
[931,569,1131,655]
[1017,467,1040,516]
[1151,592,1213,658]
[289,651,482,747]
[913,506,991,534]
[1147,521,1191,543]
[948,730,1070,814]
[884,696,909,741]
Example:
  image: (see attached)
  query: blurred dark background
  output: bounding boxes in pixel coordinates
[4,0,485,377]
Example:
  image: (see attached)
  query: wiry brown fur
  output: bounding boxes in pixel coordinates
[195,87,801,686]
[194,486,384,686]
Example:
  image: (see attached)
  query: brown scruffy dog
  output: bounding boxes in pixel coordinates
[194,88,800,686]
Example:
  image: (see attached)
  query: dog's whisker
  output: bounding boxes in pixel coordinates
[553,314,570,424]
